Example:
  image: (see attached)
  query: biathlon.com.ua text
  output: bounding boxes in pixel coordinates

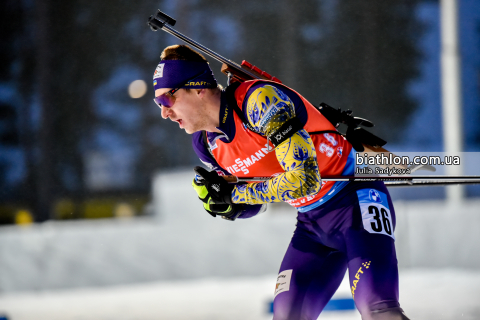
[356,153,461,166]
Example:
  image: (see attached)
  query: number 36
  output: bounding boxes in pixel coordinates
[368,205,392,235]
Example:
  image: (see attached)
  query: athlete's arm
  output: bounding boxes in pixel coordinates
[192,131,266,218]
[231,85,321,204]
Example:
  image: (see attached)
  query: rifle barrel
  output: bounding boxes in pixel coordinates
[150,12,261,80]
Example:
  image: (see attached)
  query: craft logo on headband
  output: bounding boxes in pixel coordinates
[184,81,212,87]
[152,60,217,91]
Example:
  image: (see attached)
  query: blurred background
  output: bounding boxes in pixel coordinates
[0,0,480,319]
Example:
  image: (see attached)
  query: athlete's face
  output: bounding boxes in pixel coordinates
[155,87,209,134]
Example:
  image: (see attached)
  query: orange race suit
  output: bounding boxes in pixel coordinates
[192,80,355,217]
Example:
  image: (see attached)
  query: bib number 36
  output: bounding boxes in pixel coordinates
[356,189,395,240]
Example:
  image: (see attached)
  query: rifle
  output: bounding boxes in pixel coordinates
[147,10,480,187]
[147,11,392,151]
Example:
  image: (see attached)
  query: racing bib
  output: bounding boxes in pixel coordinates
[356,189,395,240]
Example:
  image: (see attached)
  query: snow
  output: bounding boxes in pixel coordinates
[1,269,480,320]
[1,170,479,319]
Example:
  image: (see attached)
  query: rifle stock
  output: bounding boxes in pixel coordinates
[220,61,282,84]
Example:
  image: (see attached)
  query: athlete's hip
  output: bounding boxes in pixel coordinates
[294,180,395,249]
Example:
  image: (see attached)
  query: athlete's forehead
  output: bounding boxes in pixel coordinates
[155,88,172,97]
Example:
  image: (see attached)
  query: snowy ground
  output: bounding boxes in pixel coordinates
[1,174,479,319]
[1,268,479,320]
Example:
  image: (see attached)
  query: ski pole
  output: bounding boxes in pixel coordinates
[222,175,480,187]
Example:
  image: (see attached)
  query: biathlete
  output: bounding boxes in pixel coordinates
[152,44,410,320]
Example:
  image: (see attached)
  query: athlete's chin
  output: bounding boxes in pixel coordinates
[183,126,196,134]
[178,120,191,133]
[181,121,202,134]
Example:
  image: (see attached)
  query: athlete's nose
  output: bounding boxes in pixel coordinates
[161,105,171,119]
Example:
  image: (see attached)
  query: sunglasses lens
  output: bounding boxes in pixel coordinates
[154,92,176,108]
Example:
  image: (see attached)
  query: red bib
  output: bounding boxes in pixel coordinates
[209,80,352,208]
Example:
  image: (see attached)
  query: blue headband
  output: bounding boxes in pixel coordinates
[152,60,217,91]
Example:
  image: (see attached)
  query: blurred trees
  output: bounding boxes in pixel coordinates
[198,0,423,142]
[0,0,27,202]
[316,1,423,142]
[1,0,426,221]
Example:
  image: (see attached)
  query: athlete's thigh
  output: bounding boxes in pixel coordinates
[273,227,348,320]
[346,187,401,318]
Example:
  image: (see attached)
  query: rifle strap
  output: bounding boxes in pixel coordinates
[201,130,214,157]
[225,82,258,133]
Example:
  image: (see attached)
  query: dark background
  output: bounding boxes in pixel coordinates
[0,0,479,223]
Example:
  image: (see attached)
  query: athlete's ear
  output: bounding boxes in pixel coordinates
[196,88,206,97]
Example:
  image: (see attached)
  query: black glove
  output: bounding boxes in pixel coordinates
[192,167,239,220]
[193,166,235,205]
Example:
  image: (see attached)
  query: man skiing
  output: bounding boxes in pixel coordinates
[152,43,410,320]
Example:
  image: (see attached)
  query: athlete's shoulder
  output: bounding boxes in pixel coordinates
[243,83,296,134]
[192,131,207,155]
[245,83,293,107]
[192,131,230,175]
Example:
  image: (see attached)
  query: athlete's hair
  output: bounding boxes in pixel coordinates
[160,44,222,91]
[160,44,208,62]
